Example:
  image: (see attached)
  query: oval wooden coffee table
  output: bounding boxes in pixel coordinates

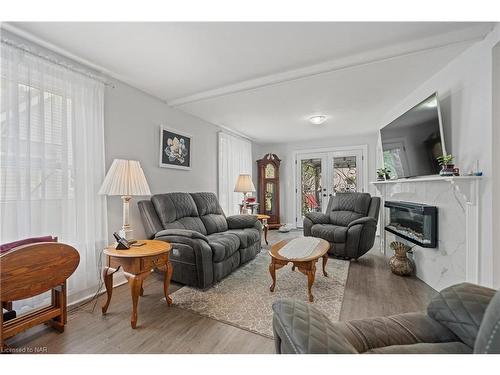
[269,237,330,302]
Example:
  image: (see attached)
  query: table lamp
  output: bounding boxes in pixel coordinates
[234,174,256,212]
[99,159,151,240]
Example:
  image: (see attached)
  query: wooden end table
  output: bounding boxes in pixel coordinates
[256,214,270,245]
[101,240,173,328]
[269,238,329,302]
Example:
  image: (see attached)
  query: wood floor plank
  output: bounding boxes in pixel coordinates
[5,230,435,354]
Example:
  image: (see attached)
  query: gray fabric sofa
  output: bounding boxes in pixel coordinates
[138,192,262,289]
[272,282,500,354]
[303,192,380,259]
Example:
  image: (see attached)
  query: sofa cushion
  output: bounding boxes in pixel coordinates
[190,192,228,234]
[226,228,261,248]
[151,193,207,234]
[207,233,240,262]
[311,224,347,243]
[328,193,371,227]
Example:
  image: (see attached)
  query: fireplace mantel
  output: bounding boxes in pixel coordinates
[370,175,482,288]
[371,175,482,204]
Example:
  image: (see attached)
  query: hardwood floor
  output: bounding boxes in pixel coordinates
[6,230,436,354]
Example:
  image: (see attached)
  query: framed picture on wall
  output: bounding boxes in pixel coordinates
[159,126,192,170]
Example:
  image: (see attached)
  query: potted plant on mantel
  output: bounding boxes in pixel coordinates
[376,167,391,181]
[437,154,457,176]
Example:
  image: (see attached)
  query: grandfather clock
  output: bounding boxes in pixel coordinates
[257,153,281,228]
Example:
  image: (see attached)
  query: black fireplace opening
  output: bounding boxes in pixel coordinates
[384,201,438,248]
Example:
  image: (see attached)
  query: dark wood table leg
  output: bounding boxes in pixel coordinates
[264,224,269,245]
[322,254,329,277]
[101,266,114,314]
[269,259,277,292]
[164,261,173,306]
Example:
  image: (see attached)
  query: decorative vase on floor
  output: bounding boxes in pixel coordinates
[389,241,414,276]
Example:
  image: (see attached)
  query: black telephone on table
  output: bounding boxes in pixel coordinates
[113,232,137,250]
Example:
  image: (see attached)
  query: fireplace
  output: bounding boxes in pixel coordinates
[384,201,438,248]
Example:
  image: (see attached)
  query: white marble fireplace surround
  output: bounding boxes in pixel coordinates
[372,176,481,291]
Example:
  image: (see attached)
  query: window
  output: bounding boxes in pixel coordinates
[1,41,108,310]
[218,132,253,216]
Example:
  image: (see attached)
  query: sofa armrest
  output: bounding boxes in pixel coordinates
[154,229,209,243]
[226,215,258,229]
[347,216,377,228]
[272,299,358,354]
[304,212,330,224]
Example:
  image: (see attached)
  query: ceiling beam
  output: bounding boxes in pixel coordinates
[169,23,493,107]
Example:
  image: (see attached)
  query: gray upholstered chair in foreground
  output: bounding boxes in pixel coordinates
[138,192,262,289]
[272,282,500,354]
[303,192,380,259]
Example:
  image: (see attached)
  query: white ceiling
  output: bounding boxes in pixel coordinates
[7,22,495,143]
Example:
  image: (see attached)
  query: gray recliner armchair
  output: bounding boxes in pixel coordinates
[303,192,380,259]
[138,192,262,289]
[272,282,500,354]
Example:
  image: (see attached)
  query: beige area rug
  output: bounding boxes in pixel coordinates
[171,250,350,338]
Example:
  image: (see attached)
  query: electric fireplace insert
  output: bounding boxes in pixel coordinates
[384,201,438,248]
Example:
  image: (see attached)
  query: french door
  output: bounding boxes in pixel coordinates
[295,147,366,227]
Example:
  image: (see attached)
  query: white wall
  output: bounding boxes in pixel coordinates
[377,24,500,288]
[253,132,379,226]
[104,80,220,241]
[493,40,500,288]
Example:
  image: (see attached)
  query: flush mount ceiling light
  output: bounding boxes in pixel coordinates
[309,115,327,125]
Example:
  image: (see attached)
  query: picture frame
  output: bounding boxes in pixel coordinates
[159,125,192,170]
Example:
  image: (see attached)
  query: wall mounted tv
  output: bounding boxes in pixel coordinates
[380,93,446,179]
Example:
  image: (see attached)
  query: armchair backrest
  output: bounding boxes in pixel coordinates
[427,282,497,349]
[474,288,500,353]
[190,192,228,234]
[326,193,373,227]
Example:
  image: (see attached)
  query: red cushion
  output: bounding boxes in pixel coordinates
[0,236,56,254]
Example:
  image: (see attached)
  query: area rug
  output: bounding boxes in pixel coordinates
[171,250,350,338]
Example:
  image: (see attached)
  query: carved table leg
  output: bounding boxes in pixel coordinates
[269,260,277,292]
[322,254,329,277]
[140,280,144,297]
[307,262,316,303]
[125,273,143,329]
[164,261,173,306]
[263,221,269,245]
[101,266,114,314]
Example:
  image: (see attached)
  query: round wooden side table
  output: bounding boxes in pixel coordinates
[101,240,172,328]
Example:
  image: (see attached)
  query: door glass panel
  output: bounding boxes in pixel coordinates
[300,158,322,218]
[265,182,274,214]
[333,156,357,192]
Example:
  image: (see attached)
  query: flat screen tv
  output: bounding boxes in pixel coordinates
[380,93,446,179]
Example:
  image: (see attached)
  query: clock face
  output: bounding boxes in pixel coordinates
[264,163,275,179]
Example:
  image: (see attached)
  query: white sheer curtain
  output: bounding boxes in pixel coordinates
[218,132,253,216]
[0,42,108,311]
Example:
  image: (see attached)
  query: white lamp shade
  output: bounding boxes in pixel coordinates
[234,174,256,193]
[99,159,151,196]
